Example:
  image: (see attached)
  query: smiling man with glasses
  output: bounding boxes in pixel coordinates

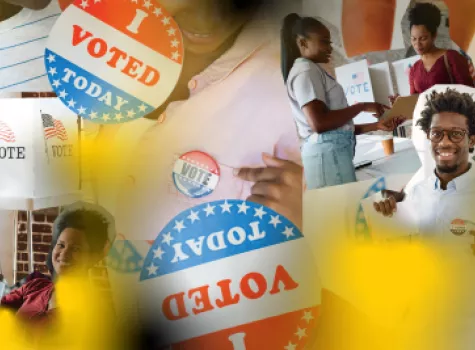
[373,88,475,240]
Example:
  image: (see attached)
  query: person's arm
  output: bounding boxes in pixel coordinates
[447,50,475,87]
[354,115,407,135]
[1,284,26,310]
[409,65,417,95]
[1,0,51,9]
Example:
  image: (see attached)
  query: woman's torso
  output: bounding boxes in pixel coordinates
[286,57,354,141]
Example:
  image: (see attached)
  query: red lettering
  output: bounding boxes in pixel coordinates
[107,47,127,68]
[269,265,299,295]
[71,24,93,47]
[138,65,160,87]
[240,272,267,300]
[188,285,214,315]
[215,279,240,308]
[87,38,108,58]
[122,56,143,79]
[162,292,189,321]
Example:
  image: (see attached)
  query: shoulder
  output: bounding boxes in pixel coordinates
[22,275,52,293]
[445,49,466,62]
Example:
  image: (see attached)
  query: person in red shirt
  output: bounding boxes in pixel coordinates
[1,202,114,322]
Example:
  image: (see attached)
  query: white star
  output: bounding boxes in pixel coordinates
[102,113,110,121]
[167,28,176,36]
[188,210,200,223]
[153,7,162,16]
[143,0,151,8]
[127,109,136,118]
[220,200,232,213]
[153,247,165,260]
[77,106,87,114]
[284,342,296,350]
[146,263,158,276]
[171,39,179,48]
[162,17,171,25]
[46,54,56,63]
[89,111,98,119]
[237,202,250,214]
[302,310,314,323]
[174,220,186,233]
[52,80,61,88]
[67,98,76,108]
[203,204,215,216]
[162,232,174,245]
[80,0,89,9]
[138,104,147,112]
[295,327,307,340]
[254,206,267,219]
[48,67,57,76]
[115,112,123,121]
[171,51,180,60]
[282,226,295,239]
[58,89,67,99]
[269,215,282,228]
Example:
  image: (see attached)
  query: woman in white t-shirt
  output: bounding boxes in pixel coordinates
[281,14,405,190]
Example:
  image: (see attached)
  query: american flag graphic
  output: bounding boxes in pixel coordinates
[41,114,67,141]
[352,72,364,84]
[0,120,15,143]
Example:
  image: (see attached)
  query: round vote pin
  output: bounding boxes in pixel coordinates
[45,0,184,124]
[172,151,220,198]
[450,218,467,236]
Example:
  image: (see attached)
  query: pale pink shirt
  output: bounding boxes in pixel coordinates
[82,19,301,242]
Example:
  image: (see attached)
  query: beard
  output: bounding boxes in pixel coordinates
[436,164,459,174]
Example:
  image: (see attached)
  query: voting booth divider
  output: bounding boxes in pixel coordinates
[0,98,81,283]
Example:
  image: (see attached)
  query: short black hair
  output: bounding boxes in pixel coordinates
[46,206,112,274]
[409,2,441,36]
[416,88,475,152]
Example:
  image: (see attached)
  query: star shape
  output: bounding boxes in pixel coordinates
[237,202,250,214]
[146,263,158,276]
[220,200,232,213]
[171,51,180,60]
[162,17,171,25]
[153,247,165,260]
[58,89,67,99]
[138,104,147,112]
[302,310,314,323]
[52,80,61,88]
[174,220,186,233]
[161,232,174,245]
[102,113,110,121]
[77,106,87,114]
[67,98,76,108]
[171,39,179,48]
[89,111,98,119]
[203,204,215,217]
[284,342,296,350]
[282,226,294,239]
[153,7,162,16]
[295,327,307,340]
[127,109,136,118]
[254,206,267,219]
[269,215,281,228]
[188,210,200,223]
[46,54,56,63]
[48,67,57,76]
[167,28,176,36]
[80,0,89,9]
[143,0,151,9]
[115,112,123,121]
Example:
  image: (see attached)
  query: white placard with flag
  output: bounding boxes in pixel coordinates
[391,55,421,97]
[335,59,376,124]
[0,98,79,205]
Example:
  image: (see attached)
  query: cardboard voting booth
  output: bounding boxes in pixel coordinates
[391,56,421,97]
[369,62,394,106]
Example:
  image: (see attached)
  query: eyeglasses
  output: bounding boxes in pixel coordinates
[429,128,468,143]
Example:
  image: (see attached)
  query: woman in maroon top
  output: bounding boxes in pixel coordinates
[408,3,474,94]
[0,202,114,322]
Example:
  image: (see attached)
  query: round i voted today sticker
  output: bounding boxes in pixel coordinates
[45,0,183,124]
[451,218,467,236]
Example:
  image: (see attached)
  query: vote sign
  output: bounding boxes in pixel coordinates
[136,200,321,348]
[45,0,183,124]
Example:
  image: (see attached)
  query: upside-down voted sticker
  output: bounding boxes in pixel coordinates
[173,151,220,199]
[45,0,183,124]
[135,200,321,348]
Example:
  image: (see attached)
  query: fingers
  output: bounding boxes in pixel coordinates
[237,154,302,185]
[373,197,397,217]
[250,181,284,201]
